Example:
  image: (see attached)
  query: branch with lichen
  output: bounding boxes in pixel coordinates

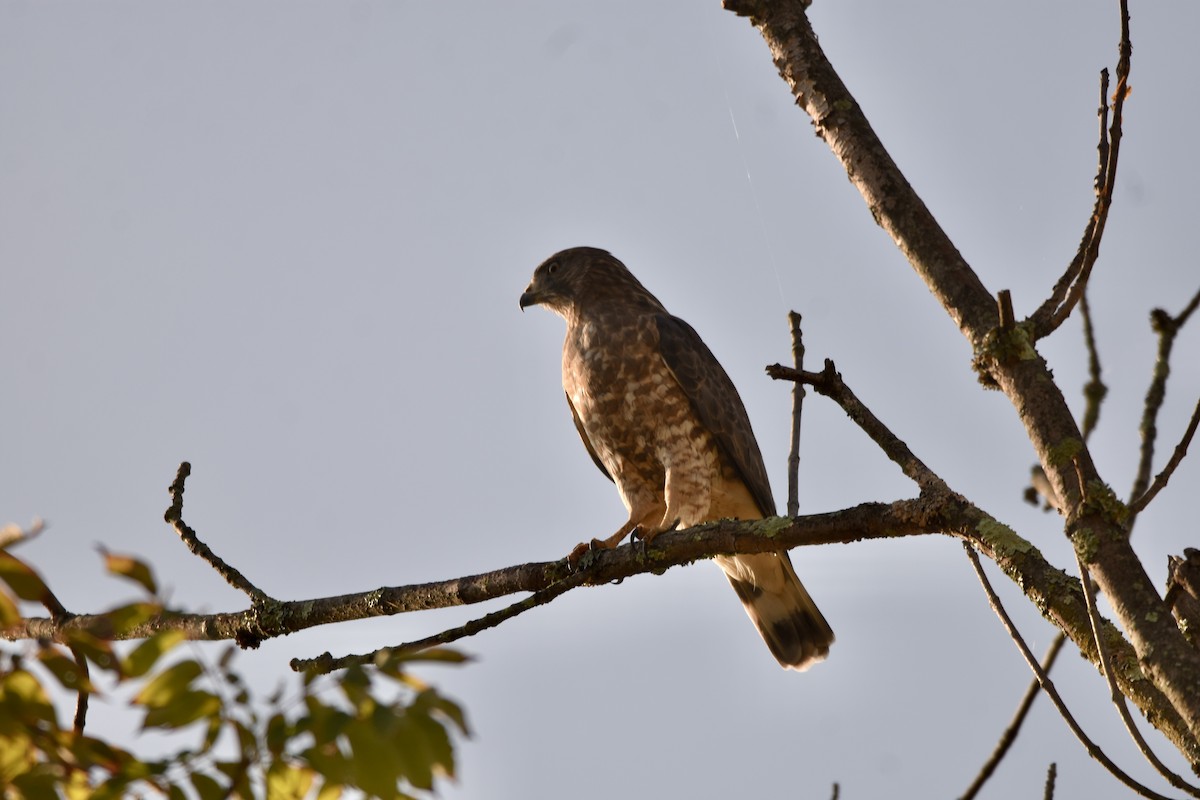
[726,0,1200,752]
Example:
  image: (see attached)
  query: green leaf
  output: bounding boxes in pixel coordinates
[266,761,315,800]
[0,589,19,628]
[417,689,470,737]
[134,660,203,709]
[99,550,158,595]
[375,647,470,674]
[190,771,226,800]
[345,719,403,798]
[0,731,37,783]
[0,668,59,729]
[314,779,344,800]
[61,629,121,677]
[69,735,130,772]
[141,689,222,730]
[13,769,62,800]
[101,601,162,636]
[37,647,94,693]
[0,551,51,603]
[266,712,289,757]
[122,629,188,679]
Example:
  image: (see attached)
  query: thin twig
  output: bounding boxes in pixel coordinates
[70,644,90,733]
[163,462,272,605]
[1044,762,1057,800]
[962,542,1177,800]
[767,360,948,493]
[786,311,805,518]
[1075,549,1200,796]
[294,569,592,673]
[959,633,1066,800]
[1079,291,1107,441]
[997,289,1106,795]
[1131,396,1200,516]
[1031,0,1133,337]
[1129,286,1200,522]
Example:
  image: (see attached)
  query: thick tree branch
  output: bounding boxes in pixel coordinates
[728,0,1200,749]
[723,0,995,341]
[1076,555,1200,796]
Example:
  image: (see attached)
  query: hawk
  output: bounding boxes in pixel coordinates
[520,246,834,670]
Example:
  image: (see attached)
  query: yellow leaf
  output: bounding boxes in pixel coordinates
[100,550,159,595]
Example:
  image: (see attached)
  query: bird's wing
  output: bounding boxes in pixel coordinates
[566,391,613,483]
[653,313,776,517]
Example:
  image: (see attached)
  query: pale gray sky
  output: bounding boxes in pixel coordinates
[3,2,1199,798]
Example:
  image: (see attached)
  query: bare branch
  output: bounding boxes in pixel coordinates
[163,462,272,606]
[723,0,995,340]
[294,569,592,674]
[959,633,1066,800]
[1076,553,1200,796]
[1130,288,1200,518]
[768,360,949,493]
[1044,763,1058,800]
[1079,291,1108,441]
[963,543,1177,800]
[1030,0,1133,337]
[1131,395,1200,516]
[786,310,805,518]
[728,0,1200,743]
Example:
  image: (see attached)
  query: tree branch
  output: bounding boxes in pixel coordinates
[1129,287,1200,518]
[729,0,1200,748]
[786,310,805,518]
[964,543,1177,800]
[1029,0,1132,337]
[164,463,272,606]
[767,361,948,493]
[1076,553,1200,795]
[959,633,1066,800]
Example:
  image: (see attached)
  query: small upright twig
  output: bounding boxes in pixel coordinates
[786,311,805,518]
[1129,286,1200,521]
[1079,291,1108,440]
[962,543,1175,800]
[1044,763,1058,800]
[164,462,272,605]
[997,289,1015,331]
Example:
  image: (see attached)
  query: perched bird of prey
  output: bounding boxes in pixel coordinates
[520,246,834,670]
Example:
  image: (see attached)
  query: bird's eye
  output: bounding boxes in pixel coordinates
[547,261,560,275]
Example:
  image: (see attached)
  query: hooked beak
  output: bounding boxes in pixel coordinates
[519,286,541,311]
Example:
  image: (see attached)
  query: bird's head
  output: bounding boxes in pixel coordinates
[519,247,606,317]
[520,246,663,318]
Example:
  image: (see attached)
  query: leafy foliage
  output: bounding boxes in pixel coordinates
[0,549,469,799]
